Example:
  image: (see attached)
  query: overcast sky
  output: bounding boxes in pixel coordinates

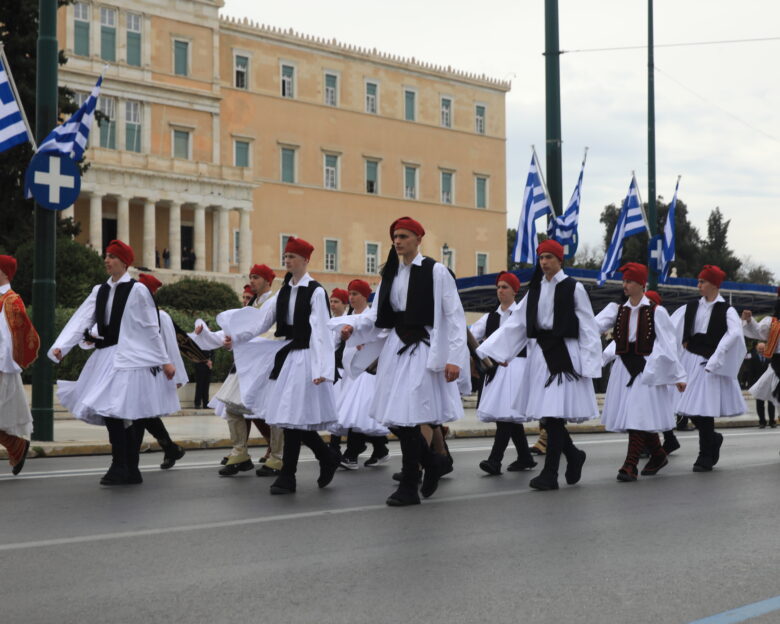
[222,0,780,280]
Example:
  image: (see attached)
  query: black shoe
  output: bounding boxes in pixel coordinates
[529,474,559,490]
[770,421,777,429]
[565,449,586,485]
[218,459,254,476]
[255,465,280,477]
[317,451,340,488]
[759,422,767,429]
[386,485,421,506]
[711,433,724,466]
[127,468,144,485]
[392,471,402,482]
[160,444,185,470]
[220,456,228,466]
[440,456,454,477]
[259,456,268,464]
[270,475,296,495]
[100,463,130,486]
[11,440,30,476]
[364,453,390,467]
[421,456,446,498]
[616,464,638,482]
[479,459,502,476]
[692,454,714,472]
[506,458,537,471]
[662,437,681,455]
[529,446,545,455]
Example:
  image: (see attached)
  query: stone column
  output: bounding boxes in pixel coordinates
[116,195,130,243]
[168,201,181,270]
[142,198,156,268]
[89,192,103,252]
[239,207,252,271]
[217,206,230,273]
[193,203,205,272]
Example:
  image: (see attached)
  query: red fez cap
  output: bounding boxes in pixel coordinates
[330,288,349,304]
[284,237,314,261]
[138,273,163,295]
[645,290,662,306]
[536,239,564,262]
[105,239,134,267]
[619,262,648,287]
[390,216,425,239]
[496,271,521,293]
[698,265,726,288]
[347,279,372,299]
[0,255,17,281]
[243,284,253,295]
[249,263,276,284]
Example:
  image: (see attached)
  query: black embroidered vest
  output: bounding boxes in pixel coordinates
[526,276,579,338]
[93,280,136,349]
[614,303,656,356]
[682,300,728,359]
[375,257,436,329]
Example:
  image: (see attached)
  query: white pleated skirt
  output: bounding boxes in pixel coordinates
[676,350,746,418]
[331,372,390,436]
[518,341,599,423]
[370,330,463,427]
[601,359,677,432]
[56,346,180,426]
[477,356,530,423]
[0,372,32,439]
[231,338,286,419]
[211,371,252,417]
[749,367,780,405]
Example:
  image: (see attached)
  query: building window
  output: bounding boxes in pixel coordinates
[73,3,90,57]
[475,104,486,135]
[324,239,339,272]
[476,252,488,276]
[404,166,417,200]
[404,89,416,121]
[324,73,338,106]
[365,81,378,114]
[440,97,452,128]
[125,100,141,152]
[441,245,455,271]
[281,64,295,98]
[441,171,453,204]
[98,96,116,149]
[126,13,142,67]
[234,140,250,168]
[281,147,295,183]
[174,40,189,76]
[100,7,117,62]
[476,176,488,209]
[365,159,379,194]
[280,233,296,265]
[173,129,190,159]
[324,154,339,190]
[365,242,380,274]
[234,54,248,89]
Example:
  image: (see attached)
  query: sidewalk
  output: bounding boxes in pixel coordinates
[7,392,769,459]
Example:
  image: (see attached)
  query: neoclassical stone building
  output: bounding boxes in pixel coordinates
[56,0,510,291]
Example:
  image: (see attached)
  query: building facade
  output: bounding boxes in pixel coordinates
[56,0,510,290]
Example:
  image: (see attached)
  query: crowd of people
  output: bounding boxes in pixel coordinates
[1,217,778,507]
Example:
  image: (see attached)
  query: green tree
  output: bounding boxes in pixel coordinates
[738,257,775,285]
[0,0,82,254]
[155,278,241,313]
[701,207,741,279]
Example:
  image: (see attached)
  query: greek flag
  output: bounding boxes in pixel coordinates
[597,174,647,286]
[548,150,587,259]
[0,56,32,153]
[658,177,680,283]
[513,151,552,265]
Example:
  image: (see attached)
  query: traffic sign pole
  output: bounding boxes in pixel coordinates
[31,0,59,441]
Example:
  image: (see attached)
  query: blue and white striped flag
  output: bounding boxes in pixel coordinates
[597,174,647,286]
[25,74,102,198]
[513,151,552,265]
[0,55,32,153]
[548,149,587,259]
[658,177,680,283]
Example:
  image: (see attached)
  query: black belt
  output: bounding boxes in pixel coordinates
[617,342,646,387]
[392,312,430,356]
[535,330,580,387]
[83,329,118,350]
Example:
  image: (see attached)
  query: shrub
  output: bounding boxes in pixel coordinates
[155,277,240,313]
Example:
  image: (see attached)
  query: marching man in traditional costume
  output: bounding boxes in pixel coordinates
[336,217,470,506]
[49,240,178,486]
[595,263,686,481]
[222,238,340,495]
[670,265,746,472]
[470,271,537,476]
[0,255,39,475]
[477,240,601,491]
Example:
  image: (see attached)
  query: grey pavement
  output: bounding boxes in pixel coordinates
[2,430,780,624]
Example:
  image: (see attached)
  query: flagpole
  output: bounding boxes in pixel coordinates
[0,44,38,150]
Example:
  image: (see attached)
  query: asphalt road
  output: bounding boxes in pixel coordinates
[2,430,779,624]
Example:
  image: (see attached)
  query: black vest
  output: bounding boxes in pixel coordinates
[526,276,579,339]
[485,308,526,358]
[682,300,729,359]
[375,256,436,329]
[274,273,327,346]
[94,280,136,349]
